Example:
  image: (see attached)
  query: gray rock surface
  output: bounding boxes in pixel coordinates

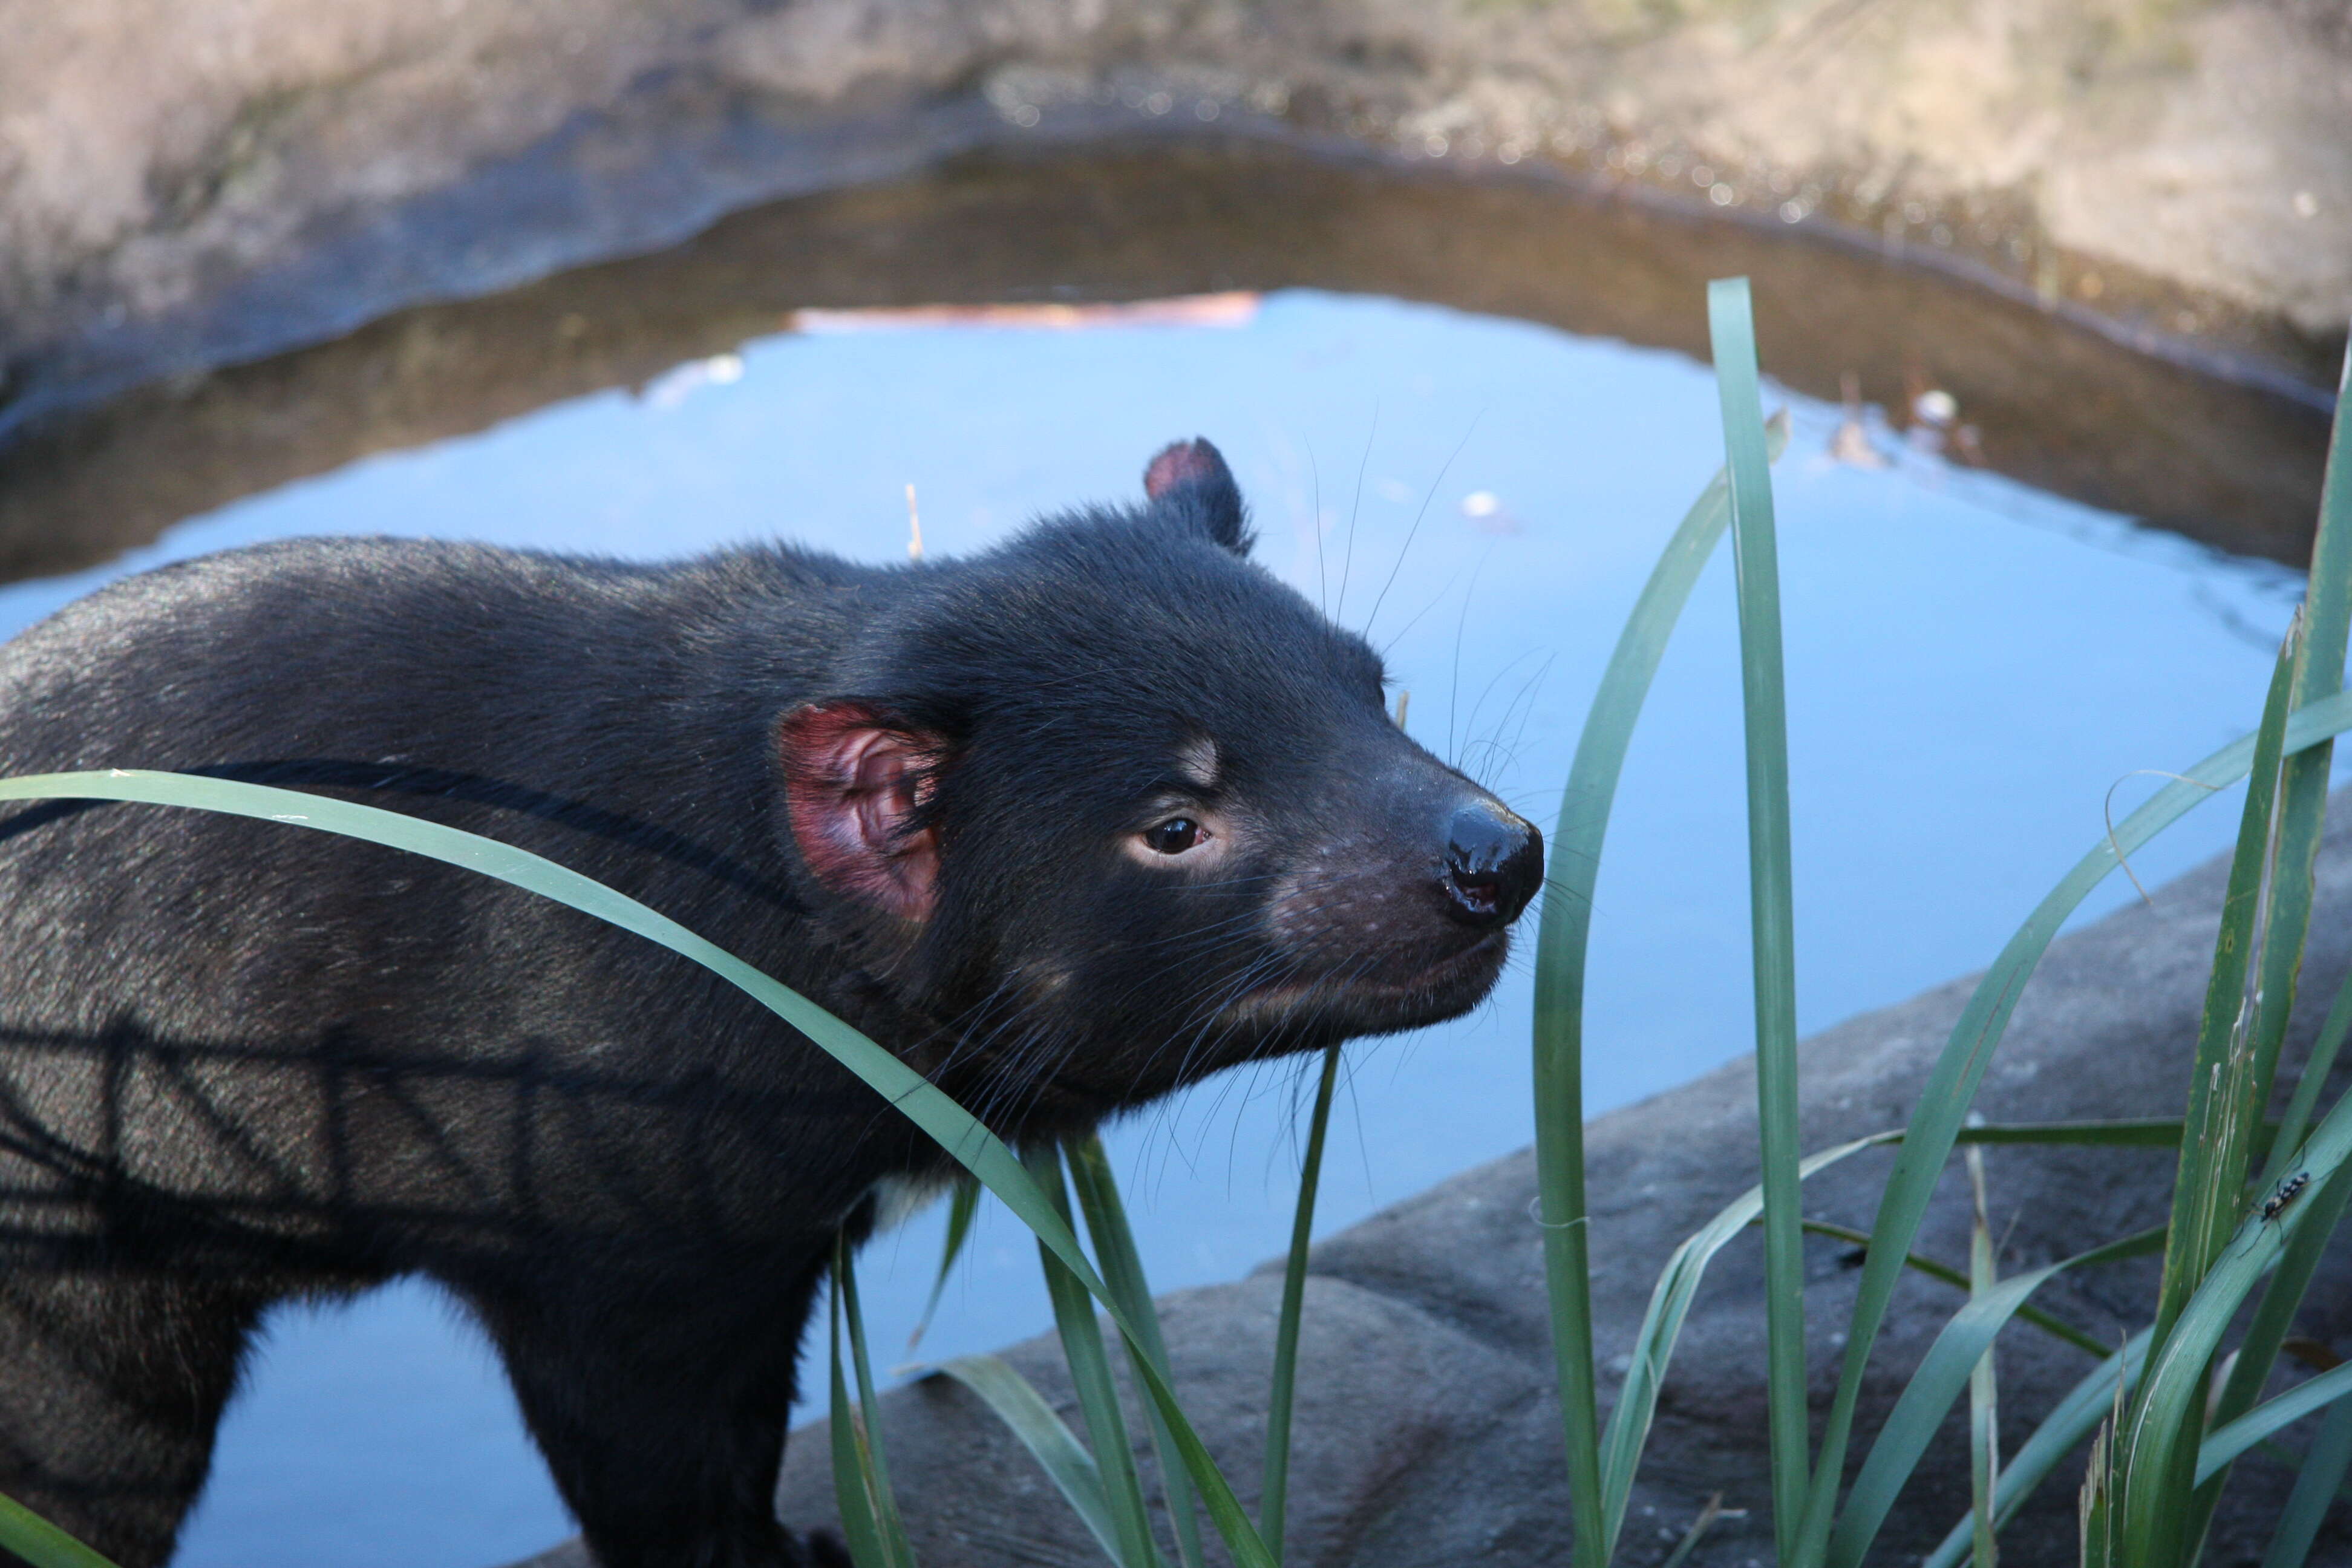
[514,800,2352,1562]
[4,0,2347,434]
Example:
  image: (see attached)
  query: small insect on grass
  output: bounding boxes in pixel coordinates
[2260,1171,2311,1223]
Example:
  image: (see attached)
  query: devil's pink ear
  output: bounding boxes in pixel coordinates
[776,702,947,923]
[1142,437,1250,555]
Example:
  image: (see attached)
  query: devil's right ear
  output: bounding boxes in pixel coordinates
[1143,437,1253,556]
[775,701,947,923]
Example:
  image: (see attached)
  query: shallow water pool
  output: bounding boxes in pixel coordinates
[2,288,2305,1565]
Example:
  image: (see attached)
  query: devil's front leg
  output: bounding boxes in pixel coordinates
[466,1249,835,1568]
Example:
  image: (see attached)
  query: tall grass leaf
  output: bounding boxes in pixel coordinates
[2188,337,2352,1545]
[831,1259,903,1568]
[1921,1331,2151,1568]
[1791,687,2352,1568]
[0,1498,120,1568]
[2259,1386,2352,1567]
[1599,1134,1886,1553]
[1824,1227,2163,1568]
[2123,613,2308,1565]
[2152,612,2303,1348]
[1794,1216,2114,1358]
[0,769,1278,1568]
[1708,274,1809,1563]
[2122,1067,2352,1550]
[1262,1043,1341,1563]
[1533,393,1789,1566]
[907,1174,982,1352]
[1025,1143,1162,1568]
[2195,1360,2352,1481]
[2213,1162,2352,1474]
[2265,967,2352,1186]
[1966,1142,1999,1568]
[929,1354,1127,1563]
[1066,1136,1204,1568]
[838,1238,918,1566]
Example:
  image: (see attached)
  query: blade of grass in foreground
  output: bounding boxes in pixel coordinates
[2196,1359,2352,1482]
[1967,1141,2000,1568]
[0,769,1278,1568]
[1262,1043,1340,1563]
[930,1354,1127,1563]
[1532,382,1789,1566]
[1921,1331,2153,1568]
[0,1499,118,1568]
[906,1174,982,1351]
[1709,274,1809,1563]
[832,1243,913,1568]
[2123,1073,2352,1550]
[2184,334,2352,1547]
[1067,1136,1205,1568]
[2260,1384,2352,1568]
[840,1238,916,1566]
[1026,1144,1162,1568]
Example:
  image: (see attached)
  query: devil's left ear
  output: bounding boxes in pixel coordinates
[776,701,947,923]
[1143,437,1253,556]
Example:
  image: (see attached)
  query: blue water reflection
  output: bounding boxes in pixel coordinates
[58,290,2298,1565]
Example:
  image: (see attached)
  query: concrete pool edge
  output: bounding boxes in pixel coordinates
[4,0,2346,445]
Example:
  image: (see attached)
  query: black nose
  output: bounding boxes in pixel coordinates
[1442,804,1544,929]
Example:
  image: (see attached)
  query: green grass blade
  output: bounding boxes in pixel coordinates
[2123,1071,2352,1546]
[1656,1495,1727,1568]
[1709,274,1809,1564]
[1965,1144,1999,1568]
[2260,1387,2352,1568]
[930,1354,1126,1563]
[832,1259,903,1568]
[1067,1136,1205,1568]
[1792,685,2352,1566]
[2123,613,2308,1564]
[838,1238,917,1566]
[2213,1161,2352,1467]
[1026,1143,1163,1568]
[2265,967,2352,1186]
[2197,1361,2352,1482]
[1598,1134,1886,1552]
[906,1174,982,1352]
[0,769,1279,1568]
[1792,1218,2117,1359]
[0,1499,120,1568]
[1533,394,1790,1567]
[1262,1043,1340,1563]
[1824,1227,2164,1568]
[2189,338,2352,1543]
[1921,1331,2152,1568]
[2152,613,2304,1351]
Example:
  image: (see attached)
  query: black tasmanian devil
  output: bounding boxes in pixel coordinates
[0,438,1541,1567]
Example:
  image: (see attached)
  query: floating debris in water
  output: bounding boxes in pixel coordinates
[641,352,745,408]
[788,293,1259,333]
[1460,489,1523,535]
[1829,370,1887,469]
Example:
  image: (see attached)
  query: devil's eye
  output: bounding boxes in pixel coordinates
[1142,817,1204,855]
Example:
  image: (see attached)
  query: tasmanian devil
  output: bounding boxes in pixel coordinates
[0,437,1541,1567]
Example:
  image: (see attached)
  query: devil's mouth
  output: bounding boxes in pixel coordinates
[1217,930,1510,1032]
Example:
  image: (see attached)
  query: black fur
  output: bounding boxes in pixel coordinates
[0,441,1538,1566]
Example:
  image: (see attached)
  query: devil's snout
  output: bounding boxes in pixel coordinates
[1440,802,1544,929]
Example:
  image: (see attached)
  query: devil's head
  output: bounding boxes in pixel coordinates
[774,439,1542,1129]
